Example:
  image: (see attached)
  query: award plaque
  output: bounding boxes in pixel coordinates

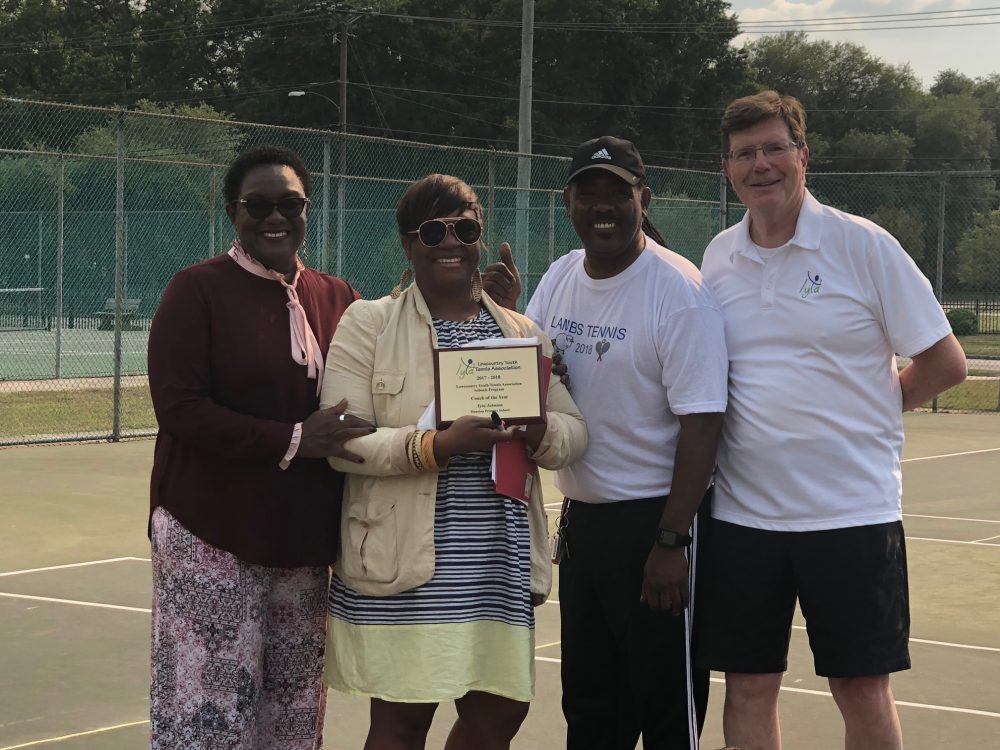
[433,344,546,426]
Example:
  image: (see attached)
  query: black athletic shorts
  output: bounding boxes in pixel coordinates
[695,519,911,678]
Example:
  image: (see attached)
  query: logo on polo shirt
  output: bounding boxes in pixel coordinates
[800,271,822,299]
[591,148,611,160]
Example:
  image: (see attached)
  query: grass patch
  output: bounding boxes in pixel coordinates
[0,386,157,438]
[959,334,1000,358]
[931,379,1000,412]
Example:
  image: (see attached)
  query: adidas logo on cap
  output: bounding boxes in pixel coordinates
[591,148,611,160]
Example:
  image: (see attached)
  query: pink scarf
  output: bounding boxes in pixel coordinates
[228,241,324,395]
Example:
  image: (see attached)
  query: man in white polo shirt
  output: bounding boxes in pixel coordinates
[698,91,968,750]
[524,136,729,750]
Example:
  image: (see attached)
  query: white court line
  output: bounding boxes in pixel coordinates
[904,513,1000,524]
[0,720,149,750]
[902,447,1000,463]
[788,625,1000,654]
[538,514,1000,546]
[0,557,148,578]
[906,536,1000,547]
[972,535,1000,543]
[543,600,1000,654]
[724,679,1000,718]
[0,592,151,614]
[530,658,1000,719]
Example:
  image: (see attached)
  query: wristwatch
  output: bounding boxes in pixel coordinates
[656,527,693,549]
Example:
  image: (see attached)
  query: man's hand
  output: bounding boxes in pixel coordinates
[298,399,376,462]
[482,242,522,310]
[552,351,570,391]
[640,546,689,616]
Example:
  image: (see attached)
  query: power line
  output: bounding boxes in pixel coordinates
[348,36,392,137]
[344,81,1000,114]
[735,5,1000,25]
[8,4,1000,60]
[355,7,1000,35]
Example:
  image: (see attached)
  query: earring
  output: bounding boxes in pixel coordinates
[390,267,413,299]
[299,237,308,262]
[471,268,483,303]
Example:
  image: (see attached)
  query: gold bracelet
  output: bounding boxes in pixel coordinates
[421,429,444,471]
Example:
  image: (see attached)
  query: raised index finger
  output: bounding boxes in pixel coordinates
[499,242,516,271]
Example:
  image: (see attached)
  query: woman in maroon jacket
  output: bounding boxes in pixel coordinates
[147,145,373,750]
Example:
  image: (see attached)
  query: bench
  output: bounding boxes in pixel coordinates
[94,297,141,330]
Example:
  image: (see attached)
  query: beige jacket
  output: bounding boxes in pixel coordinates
[320,285,587,600]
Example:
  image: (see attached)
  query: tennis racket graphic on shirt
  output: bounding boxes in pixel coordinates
[596,340,610,361]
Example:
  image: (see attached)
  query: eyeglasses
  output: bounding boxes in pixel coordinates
[726,141,801,164]
[234,197,310,219]
[406,218,483,247]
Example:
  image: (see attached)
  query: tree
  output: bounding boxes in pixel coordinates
[202,0,747,175]
[956,209,1000,291]
[915,94,994,170]
[971,74,1000,171]
[931,70,975,98]
[0,0,67,99]
[821,129,913,173]
[743,32,923,147]
[868,205,926,264]
[137,0,224,101]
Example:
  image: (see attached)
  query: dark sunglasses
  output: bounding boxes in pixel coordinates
[406,218,482,247]
[234,197,310,219]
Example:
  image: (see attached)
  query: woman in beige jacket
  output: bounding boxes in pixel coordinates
[319,174,587,750]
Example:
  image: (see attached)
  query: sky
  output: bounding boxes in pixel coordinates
[727,0,1000,88]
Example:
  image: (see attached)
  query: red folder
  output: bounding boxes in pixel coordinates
[493,355,552,503]
[494,439,535,504]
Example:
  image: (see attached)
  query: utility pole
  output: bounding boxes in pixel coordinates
[339,15,349,132]
[515,0,534,307]
[332,5,363,277]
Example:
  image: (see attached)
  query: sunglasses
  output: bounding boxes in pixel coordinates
[234,197,310,219]
[406,218,482,247]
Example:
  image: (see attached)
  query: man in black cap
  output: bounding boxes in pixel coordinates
[524,136,729,749]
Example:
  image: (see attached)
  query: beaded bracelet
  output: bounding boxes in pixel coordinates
[407,429,426,472]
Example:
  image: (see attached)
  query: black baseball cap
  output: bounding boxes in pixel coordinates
[566,135,646,186]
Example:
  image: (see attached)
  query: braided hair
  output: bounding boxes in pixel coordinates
[639,180,668,247]
[641,213,668,247]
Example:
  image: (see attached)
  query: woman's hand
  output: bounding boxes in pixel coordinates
[298,399,376,462]
[433,415,519,463]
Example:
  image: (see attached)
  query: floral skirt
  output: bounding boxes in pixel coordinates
[150,507,329,750]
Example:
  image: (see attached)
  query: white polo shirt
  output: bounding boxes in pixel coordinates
[701,191,951,531]
[526,237,728,503]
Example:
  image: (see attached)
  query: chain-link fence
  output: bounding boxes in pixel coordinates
[1,97,998,445]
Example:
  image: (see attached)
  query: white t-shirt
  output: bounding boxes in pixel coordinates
[526,237,728,503]
[701,191,952,531]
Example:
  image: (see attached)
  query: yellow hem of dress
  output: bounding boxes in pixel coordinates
[325,617,535,703]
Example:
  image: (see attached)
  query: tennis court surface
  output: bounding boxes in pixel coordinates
[1,412,997,749]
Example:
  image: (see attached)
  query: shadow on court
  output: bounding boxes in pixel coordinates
[0,413,998,749]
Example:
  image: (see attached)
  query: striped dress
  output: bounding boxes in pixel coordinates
[325,310,535,703]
